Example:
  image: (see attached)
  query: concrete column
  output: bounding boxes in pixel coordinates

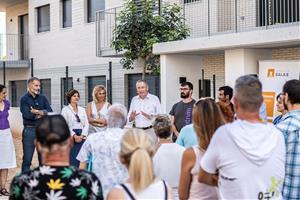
[225,49,272,87]
[160,54,202,113]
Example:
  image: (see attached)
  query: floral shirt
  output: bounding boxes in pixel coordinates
[77,128,128,198]
[9,165,103,200]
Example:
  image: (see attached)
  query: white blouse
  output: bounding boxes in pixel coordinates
[61,104,89,136]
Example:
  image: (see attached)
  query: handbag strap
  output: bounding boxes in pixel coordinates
[120,184,136,200]
[162,180,168,200]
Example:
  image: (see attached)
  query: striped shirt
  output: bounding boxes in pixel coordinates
[276,110,300,200]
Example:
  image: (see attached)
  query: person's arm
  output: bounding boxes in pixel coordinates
[81,108,89,137]
[107,188,126,200]
[198,168,218,186]
[42,95,53,114]
[170,115,179,137]
[128,97,136,123]
[86,102,96,125]
[155,95,162,114]
[76,138,90,168]
[20,97,36,121]
[179,148,196,200]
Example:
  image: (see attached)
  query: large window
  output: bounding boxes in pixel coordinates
[37,4,50,33]
[87,0,105,23]
[40,79,51,105]
[10,80,27,107]
[127,74,160,108]
[61,78,73,107]
[87,76,107,103]
[62,0,72,28]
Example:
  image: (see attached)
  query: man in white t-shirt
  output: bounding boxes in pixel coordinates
[199,75,286,199]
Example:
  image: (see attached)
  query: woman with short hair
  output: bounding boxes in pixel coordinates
[107,129,173,200]
[273,93,287,125]
[0,84,16,196]
[86,85,110,133]
[61,89,89,167]
[179,98,225,200]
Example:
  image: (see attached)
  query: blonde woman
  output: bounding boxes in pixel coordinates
[179,98,225,200]
[107,129,173,200]
[87,85,110,133]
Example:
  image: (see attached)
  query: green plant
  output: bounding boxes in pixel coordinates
[112,0,190,78]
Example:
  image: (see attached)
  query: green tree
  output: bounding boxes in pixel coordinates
[112,0,190,79]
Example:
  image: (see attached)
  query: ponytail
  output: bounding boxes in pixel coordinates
[120,129,155,192]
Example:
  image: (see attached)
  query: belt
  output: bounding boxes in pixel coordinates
[24,125,35,128]
[136,126,153,130]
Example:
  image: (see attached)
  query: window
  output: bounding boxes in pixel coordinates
[40,79,51,105]
[127,74,160,108]
[257,0,299,26]
[87,76,107,103]
[10,80,27,107]
[199,79,211,98]
[87,0,105,23]
[37,4,50,33]
[62,0,72,28]
[61,77,73,107]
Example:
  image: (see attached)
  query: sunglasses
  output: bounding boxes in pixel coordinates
[75,114,81,123]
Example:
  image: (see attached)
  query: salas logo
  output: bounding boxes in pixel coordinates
[267,68,289,78]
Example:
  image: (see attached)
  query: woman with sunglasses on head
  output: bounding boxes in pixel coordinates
[61,89,89,167]
[0,84,16,196]
[86,85,110,133]
[179,98,225,200]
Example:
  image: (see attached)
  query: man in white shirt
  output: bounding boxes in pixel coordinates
[128,80,161,144]
[198,75,286,199]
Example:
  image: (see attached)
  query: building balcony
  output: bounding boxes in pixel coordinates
[0,33,30,68]
[96,0,299,57]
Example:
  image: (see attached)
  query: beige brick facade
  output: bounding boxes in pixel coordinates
[272,47,300,60]
[202,54,225,97]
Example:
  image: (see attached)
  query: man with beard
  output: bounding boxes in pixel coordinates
[276,79,300,200]
[217,86,235,123]
[169,82,195,141]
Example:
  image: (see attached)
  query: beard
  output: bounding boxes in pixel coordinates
[181,92,189,99]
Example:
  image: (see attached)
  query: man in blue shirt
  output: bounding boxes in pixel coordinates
[276,79,300,200]
[20,77,52,172]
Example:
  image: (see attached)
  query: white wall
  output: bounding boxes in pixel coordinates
[225,48,272,87]
[160,54,201,113]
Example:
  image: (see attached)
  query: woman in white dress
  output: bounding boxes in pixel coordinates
[86,85,110,133]
[61,89,89,167]
[107,129,173,200]
[0,84,16,196]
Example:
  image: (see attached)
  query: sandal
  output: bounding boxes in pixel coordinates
[0,188,10,196]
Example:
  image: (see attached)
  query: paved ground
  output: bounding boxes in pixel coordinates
[0,130,38,199]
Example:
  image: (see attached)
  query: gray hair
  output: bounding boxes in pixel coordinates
[136,80,149,88]
[107,103,128,128]
[27,77,40,85]
[234,75,263,112]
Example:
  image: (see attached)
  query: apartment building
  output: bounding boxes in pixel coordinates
[96,0,300,113]
[0,0,161,113]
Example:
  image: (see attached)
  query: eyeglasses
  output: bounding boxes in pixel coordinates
[180,88,190,91]
[75,114,81,123]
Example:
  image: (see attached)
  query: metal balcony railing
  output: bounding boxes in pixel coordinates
[0,33,30,68]
[96,0,300,57]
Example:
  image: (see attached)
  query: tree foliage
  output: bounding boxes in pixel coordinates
[112,0,190,76]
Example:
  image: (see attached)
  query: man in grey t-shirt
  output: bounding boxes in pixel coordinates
[169,82,195,141]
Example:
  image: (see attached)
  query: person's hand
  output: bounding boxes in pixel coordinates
[73,135,83,143]
[30,107,44,117]
[140,111,151,120]
[129,111,139,122]
[174,131,179,137]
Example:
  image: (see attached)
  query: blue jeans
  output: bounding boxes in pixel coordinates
[70,129,85,167]
[21,127,41,172]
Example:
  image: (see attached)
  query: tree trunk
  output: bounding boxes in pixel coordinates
[141,58,146,80]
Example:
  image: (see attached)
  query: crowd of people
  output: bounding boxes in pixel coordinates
[0,74,299,199]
